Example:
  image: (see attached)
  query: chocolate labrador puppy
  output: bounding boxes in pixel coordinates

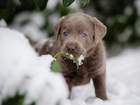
[38,13,108,100]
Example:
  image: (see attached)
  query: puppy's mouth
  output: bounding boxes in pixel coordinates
[61,49,86,59]
[61,43,86,59]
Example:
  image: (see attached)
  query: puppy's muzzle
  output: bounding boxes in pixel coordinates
[62,41,86,58]
[66,45,75,53]
[65,42,78,54]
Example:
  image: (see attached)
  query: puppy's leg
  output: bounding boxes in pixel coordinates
[93,72,108,100]
[66,79,74,99]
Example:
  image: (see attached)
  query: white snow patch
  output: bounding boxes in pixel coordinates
[135,0,140,15]
[48,39,55,48]
[48,43,54,48]
[47,0,59,10]
[0,27,68,105]
[21,24,46,41]
[0,19,7,27]
[9,12,46,41]
[70,54,74,59]
[49,13,60,25]
[69,1,81,9]
[78,55,84,65]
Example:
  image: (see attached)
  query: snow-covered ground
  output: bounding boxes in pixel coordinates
[0,27,140,105]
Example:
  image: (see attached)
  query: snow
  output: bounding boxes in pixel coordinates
[135,0,140,15]
[70,54,74,59]
[9,12,46,41]
[0,19,7,27]
[78,55,84,65]
[66,53,69,56]
[0,27,140,105]
[47,0,82,10]
[0,27,68,105]
[47,0,59,10]
[69,1,82,9]
[48,39,55,48]
[49,13,60,25]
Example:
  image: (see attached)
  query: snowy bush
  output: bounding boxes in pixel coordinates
[0,27,68,105]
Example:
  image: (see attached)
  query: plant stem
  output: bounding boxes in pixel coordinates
[53,52,60,58]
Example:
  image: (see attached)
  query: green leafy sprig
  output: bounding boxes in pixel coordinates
[51,51,79,73]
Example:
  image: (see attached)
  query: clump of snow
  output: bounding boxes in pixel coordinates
[135,0,140,15]
[11,12,45,28]
[0,19,7,27]
[47,0,59,10]
[49,13,60,25]
[65,53,74,60]
[30,13,45,27]
[21,24,46,41]
[66,53,69,56]
[44,39,55,52]
[9,12,46,41]
[78,55,84,65]
[70,54,74,59]
[0,27,68,105]
[48,39,55,48]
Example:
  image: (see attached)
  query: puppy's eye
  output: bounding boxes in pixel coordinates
[82,33,87,37]
[63,32,68,36]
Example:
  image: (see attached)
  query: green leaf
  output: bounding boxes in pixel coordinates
[35,0,48,11]
[2,92,25,105]
[51,60,62,73]
[19,0,35,8]
[2,92,35,105]
[0,8,15,21]
[62,0,75,7]
[52,51,79,71]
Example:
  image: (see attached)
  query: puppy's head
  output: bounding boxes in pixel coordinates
[54,13,106,58]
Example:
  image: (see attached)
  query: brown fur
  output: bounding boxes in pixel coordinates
[38,13,108,100]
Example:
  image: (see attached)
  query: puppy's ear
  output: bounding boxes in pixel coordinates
[92,17,107,44]
[53,17,65,40]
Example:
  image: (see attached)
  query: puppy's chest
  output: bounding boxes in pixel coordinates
[60,56,100,85]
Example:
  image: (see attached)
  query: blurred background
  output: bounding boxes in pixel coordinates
[0,0,140,57]
[0,1,140,105]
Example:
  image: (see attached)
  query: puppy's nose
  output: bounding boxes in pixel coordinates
[66,45,75,52]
